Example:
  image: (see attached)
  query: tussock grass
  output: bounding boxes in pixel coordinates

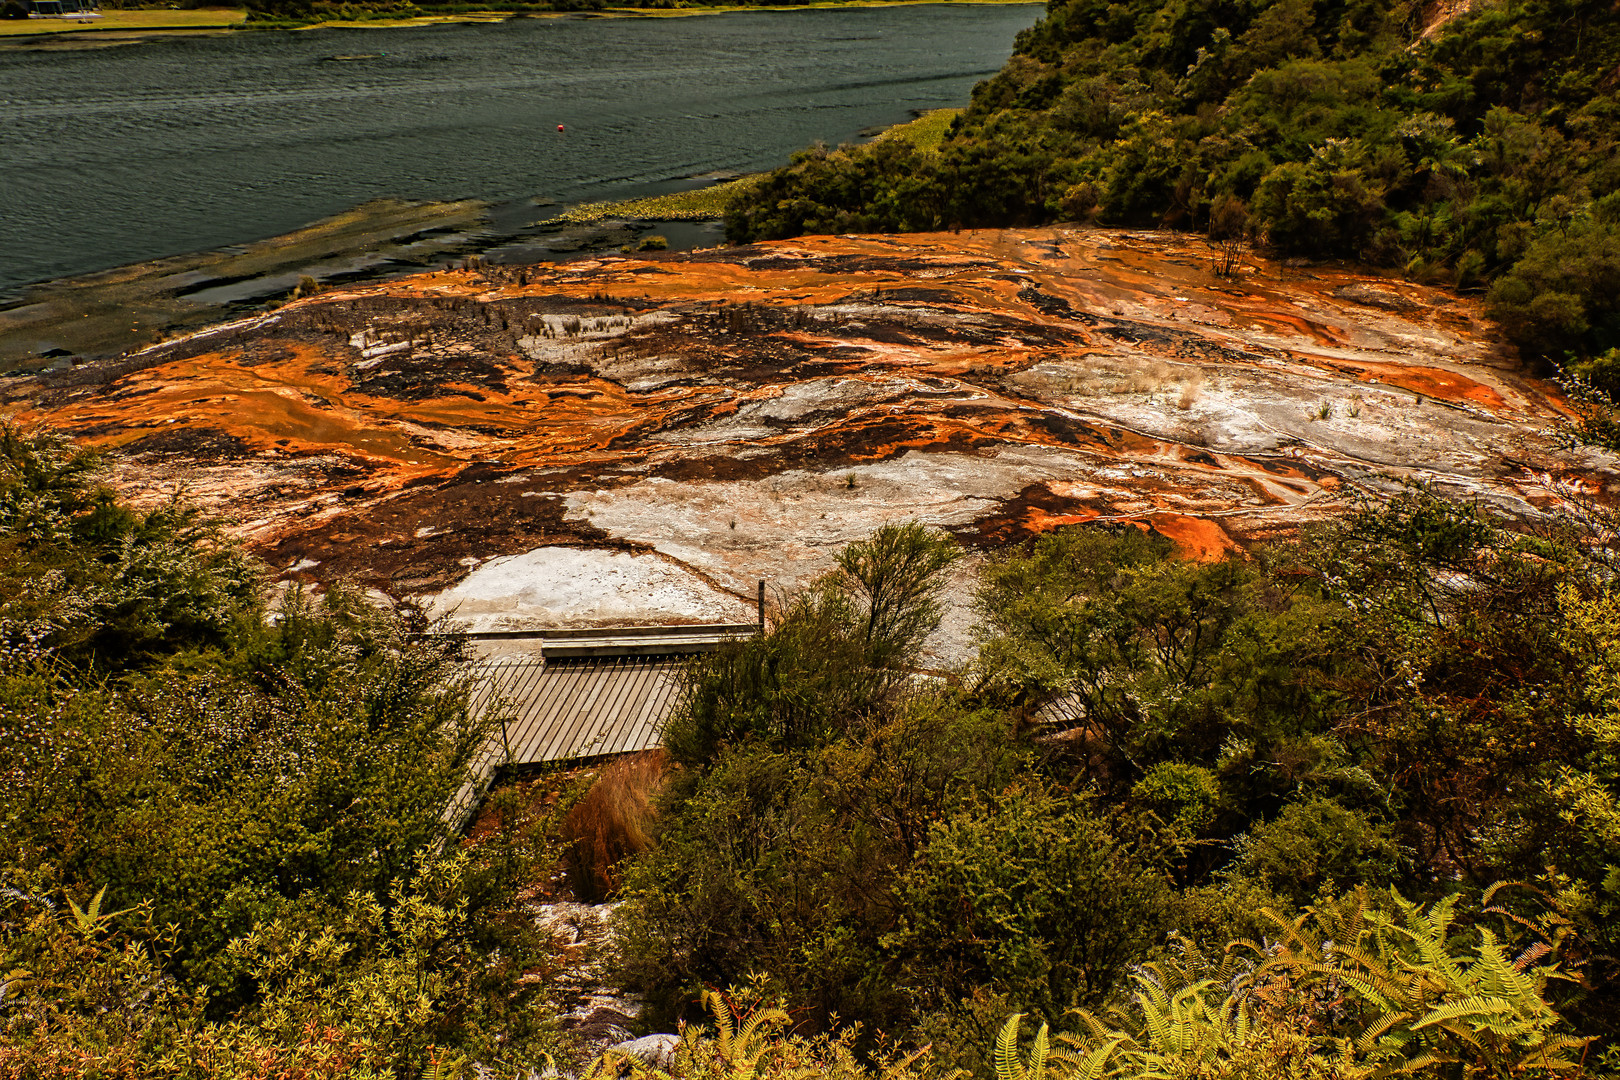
[563,748,668,901]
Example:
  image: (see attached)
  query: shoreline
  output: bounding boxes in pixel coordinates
[0,107,965,371]
[0,7,245,39]
[0,0,1038,42]
[0,107,955,366]
[0,196,724,371]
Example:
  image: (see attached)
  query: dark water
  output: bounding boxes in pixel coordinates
[0,4,1039,295]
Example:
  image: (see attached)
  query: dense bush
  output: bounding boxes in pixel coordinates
[601,892,1603,1080]
[7,422,1620,1076]
[663,522,961,766]
[725,0,1620,368]
[0,428,560,1075]
[617,491,1620,1068]
[890,783,1171,1021]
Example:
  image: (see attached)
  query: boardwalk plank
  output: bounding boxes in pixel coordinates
[487,661,543,761]
[466,653,692,768]
[511,661,581,760]
[541,660,608,760]
[620,663,675,754]
[589,660,642,757]
[625,661,673,751]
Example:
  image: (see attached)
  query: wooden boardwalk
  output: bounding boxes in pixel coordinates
[472,655,685,762]
[443,624,756,831]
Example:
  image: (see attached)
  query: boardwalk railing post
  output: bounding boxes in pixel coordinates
[500,714,512,765]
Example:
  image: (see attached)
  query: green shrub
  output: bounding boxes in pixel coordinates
[1223,796,1403,907]
[0,425,263,670]
[1131,762,1220,836]
[0,428,557,1069]
[888,782,1172,1025]
[618,694,1025,1033]
[663,523,959,766]
[1063,889,1594,1080]
[0,854,563,1077]
[973,525,1340,815]
[1,581,495,989]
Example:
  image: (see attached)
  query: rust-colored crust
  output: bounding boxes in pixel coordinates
[6,227,1605,595]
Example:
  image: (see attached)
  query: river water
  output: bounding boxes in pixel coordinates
[0,4,1040,296]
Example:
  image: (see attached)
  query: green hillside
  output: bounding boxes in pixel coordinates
[727,0,1620,371]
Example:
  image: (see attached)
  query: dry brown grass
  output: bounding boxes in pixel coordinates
[563,749,669,901]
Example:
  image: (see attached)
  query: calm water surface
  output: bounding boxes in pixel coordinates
[0,5,1040,295]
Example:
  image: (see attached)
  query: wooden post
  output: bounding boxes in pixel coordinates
[500,714,512,765]
[758,580,765,630]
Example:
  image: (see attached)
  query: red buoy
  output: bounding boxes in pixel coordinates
[557,124,565,132]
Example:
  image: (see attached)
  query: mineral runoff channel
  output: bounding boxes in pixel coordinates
[0,106,952,373]
[0,183,737,373]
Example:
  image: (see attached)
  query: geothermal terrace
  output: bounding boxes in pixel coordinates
[7,227,1608,663]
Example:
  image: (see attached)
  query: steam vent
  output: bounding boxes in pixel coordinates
[11,227,1610,664]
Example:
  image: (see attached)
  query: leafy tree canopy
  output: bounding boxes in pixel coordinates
[726,0,1620,368]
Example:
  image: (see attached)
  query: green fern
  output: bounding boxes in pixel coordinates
[1259,889,1590,1078]
[1051,887,1591,1080]
[995,1014,1051,1080]
[419,1050,467,1080]
[64,884,134,937]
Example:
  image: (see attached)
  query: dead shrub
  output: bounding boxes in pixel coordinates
[563,749,669,901]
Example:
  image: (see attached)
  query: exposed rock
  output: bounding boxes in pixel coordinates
[603,1034,680,1069]
[6,227,1609,664]
[532,900,647,1060]
[436,546,751,631]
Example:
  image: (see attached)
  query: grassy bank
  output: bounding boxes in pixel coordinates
[553,176,765,226]
[0,6,245,36]
[869,107,960,151]
[552,112,958,226]
[0,0,1035,38]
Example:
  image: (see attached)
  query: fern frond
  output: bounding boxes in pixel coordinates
[67,885,107,933]
[1068,1010,1118,1042]
[1410,994,1516,1031]
[1063,1039,1125,1080]
[705,990,737,1062]
[1354,1010,1414,1053]
[1511,941,1551,973]
[735,1003,790,1059]
[1538,1034,1594,1055]
[1029,1022,1049,1080]
[995,1014,1026,1080]
[1387,1049,1453,1075]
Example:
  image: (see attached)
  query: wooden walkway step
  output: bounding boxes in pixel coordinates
[468,623,760,658]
